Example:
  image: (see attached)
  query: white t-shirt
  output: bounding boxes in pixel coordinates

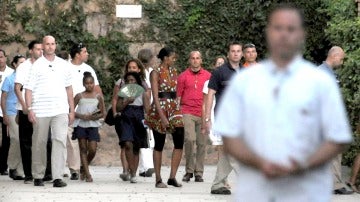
[24,56,72,117]
[0,66,14,116]
[214,56,352,202]
[145,67,153,103]
[15,59,32,110]
[202,80,221,145]
[69,62,99,97]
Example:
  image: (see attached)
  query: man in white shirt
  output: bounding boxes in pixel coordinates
[14,40,45,184]
[214,4,353,202]
[66,43,102,180]
[0,49,15,175]
[25,35,75,188]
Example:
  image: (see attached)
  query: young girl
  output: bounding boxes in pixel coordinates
[116,72,149,183]
[73,72,105,182]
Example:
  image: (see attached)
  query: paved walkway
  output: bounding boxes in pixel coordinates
[0,166,359,202]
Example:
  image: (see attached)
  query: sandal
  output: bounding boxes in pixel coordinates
[346,181,360,193]
[167,178,182,187]
[155,179,167,188]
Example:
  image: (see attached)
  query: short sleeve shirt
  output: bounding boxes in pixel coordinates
[207,63,239,110]
[0,66,15,116]
[213,56,352,201]
[70,62,99,96]
[15,59,32,110]
[1,72,17,115]
[24,56,72,117]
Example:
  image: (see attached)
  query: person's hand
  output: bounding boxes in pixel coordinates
[3,115,9,126]
[201,122,207,135]
[125,97,135,104]
[15,114,19,125]
[259,160,292,179]
[28,110,36,124]
[160,116,169,130]
[205,121,212,135]
[288,158,307,175]
[68,111,75,126]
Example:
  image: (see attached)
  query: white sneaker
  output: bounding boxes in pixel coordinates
[130,176,137,183]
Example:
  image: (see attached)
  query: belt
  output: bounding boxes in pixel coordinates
[158,92,177,99]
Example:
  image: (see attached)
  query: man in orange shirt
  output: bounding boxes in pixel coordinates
[242,43,257,67]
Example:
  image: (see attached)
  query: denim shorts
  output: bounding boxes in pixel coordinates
[72,127,100,142]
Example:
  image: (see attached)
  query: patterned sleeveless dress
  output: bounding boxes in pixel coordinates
[146,66,183,134]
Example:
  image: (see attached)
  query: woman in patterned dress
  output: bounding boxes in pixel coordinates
[146,47,184,188]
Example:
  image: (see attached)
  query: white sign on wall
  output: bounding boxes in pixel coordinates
[116,5,142,18]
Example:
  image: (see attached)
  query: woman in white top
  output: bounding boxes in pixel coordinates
[73,72,105,182]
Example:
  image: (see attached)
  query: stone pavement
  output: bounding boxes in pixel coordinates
[0,166,359,202]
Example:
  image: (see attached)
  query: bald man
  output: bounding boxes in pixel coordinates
[318,46,353,195]
[24,36,75,187]
[318,46,345,82]
[177,51,211,182]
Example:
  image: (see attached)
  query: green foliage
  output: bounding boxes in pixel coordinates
[140,0,331,69]
[3,0,131,102]
[324,0,360,166]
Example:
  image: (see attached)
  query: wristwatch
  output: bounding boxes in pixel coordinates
[205,118,211,122]
[27,107,32,110]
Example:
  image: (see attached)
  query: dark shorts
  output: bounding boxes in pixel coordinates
[73,127,100,142]
[120,106,148,148]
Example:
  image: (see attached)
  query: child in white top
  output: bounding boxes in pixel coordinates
[73,72,105,182]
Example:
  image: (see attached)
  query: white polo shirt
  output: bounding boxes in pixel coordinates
[69,62,99,97]
[24,56,72,117]
[0,65,14,116]
[15,59,32,110]
[213,56,352,202]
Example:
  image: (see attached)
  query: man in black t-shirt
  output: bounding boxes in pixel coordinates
[204,41,242,195]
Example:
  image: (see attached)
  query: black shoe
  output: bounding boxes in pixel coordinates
[42,175,53,182]
[53,179,67,187]
[182,173,193,182]
[70,173,79,180]
[167,178,182,187]
[139,172,146,177]
[194,175,204,182]
[145,168,154,177]
[211,187,231,195]
[9,169,24,180]
[34,179,44,186]
[9,169,16,179]
[333,187,354,195]
[24,176,33,184]
[13,175,25,180]
[0,170,9,175]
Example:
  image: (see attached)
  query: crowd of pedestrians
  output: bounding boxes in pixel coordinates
[0,3,359,201]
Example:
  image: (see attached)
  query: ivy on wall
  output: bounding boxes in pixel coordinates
[140,0,359,165]
[139,0,331,69]
[1,0,131,102]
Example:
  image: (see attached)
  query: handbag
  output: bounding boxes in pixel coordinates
[104,108,116,126]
